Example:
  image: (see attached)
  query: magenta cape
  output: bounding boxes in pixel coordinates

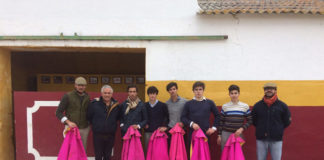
[221,134,245,160]
[57,127,87,160]
[190,129,211,160]
[121,127,145,160]
[146,129,169,160]
[169,123,187,160]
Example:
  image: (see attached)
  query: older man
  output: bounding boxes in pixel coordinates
[252,82,291,160]
[56,77,90,150]
[87,85,121,160]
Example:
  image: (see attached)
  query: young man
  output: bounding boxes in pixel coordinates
[87,85,121,160]
[120,84,148,137]
[55,77,90,150]
[181,81,220,140]
[217,84,252,150]
[165,82,187,129]
[252,82,291,160]
[144,86,169,150]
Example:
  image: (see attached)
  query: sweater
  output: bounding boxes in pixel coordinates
[181,99,220,132]
[252,98,291,141]
[219,101,252,135]
[145,101,169,132]
[166,96,187,128]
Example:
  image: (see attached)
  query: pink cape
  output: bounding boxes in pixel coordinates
[169,123,187,160]
[190,129,211,160]
[221,134,245,160]
[146,129,169,160]
[57,127,87,160]
[121,127,145,160]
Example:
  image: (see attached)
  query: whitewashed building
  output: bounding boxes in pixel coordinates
[0,0,324,159]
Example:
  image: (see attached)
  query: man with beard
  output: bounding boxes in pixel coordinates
[87,85,121,160]
[56,77,90,150]
[252,82,291,160]
[120,84,148,137]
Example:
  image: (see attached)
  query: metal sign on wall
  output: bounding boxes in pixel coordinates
[14,92,127,160]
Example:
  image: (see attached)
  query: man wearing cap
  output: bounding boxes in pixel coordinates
[56,76,90,150]
[252,82,291,160]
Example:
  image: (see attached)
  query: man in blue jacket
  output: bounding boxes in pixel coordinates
[120,84,148,137]
[87,85,121,160]
[252,82,291,160]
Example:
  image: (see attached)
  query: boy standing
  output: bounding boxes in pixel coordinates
[165,82,187,129]
[217,84,252,150]
[181,81,220,140]
[144,86,169,150]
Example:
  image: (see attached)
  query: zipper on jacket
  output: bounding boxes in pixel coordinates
[266,105,270,138]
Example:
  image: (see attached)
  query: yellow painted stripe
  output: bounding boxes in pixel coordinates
[145,80,324,106]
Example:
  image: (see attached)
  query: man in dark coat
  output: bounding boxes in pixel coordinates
[252,82,291,160]
[87,85,121,160]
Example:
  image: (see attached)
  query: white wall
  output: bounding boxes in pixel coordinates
[1,0,324,81]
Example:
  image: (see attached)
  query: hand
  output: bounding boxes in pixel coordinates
[206,128,215,135]
[217,136,221,145]
[178,122,184,128]
[132,125,139,129]
[235,128,244,137]
[145,124,149,129]
[159,127,167,132]
[192,123,200,130]
[66,120,77,128]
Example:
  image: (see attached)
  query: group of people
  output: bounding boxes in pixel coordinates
[56,77,291,160]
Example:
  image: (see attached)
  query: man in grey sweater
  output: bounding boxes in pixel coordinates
[165,82,187,129]
[165,82,188,152]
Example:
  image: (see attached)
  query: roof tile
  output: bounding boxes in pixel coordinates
[198,0,324,14]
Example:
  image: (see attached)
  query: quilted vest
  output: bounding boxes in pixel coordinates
[65,90,90,129]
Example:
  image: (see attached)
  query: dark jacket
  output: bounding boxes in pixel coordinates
[145,101,169,132]
[87,97,121,134]
[120,100,148,136]
[252,99,291,141]
[56,90,90,129]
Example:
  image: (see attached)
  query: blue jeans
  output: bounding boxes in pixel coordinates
[256,140,283,160]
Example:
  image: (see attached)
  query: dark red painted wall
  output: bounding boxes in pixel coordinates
[14,92,324,160]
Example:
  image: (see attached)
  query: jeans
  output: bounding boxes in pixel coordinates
[256,140,283,160]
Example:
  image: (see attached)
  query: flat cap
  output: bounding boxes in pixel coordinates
[75,77,87,85]
[263,82,277,88]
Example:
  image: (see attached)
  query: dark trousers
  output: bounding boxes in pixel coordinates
[93,133,115,160]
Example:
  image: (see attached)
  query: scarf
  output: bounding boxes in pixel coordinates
[263,94,278,107]
[125,97,140,115]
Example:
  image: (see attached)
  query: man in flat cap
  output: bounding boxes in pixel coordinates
[252,82,291,160]
[56,76,90,150]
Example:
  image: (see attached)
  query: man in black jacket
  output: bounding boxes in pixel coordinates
[87,85,121,160]
[252,82,291,160]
